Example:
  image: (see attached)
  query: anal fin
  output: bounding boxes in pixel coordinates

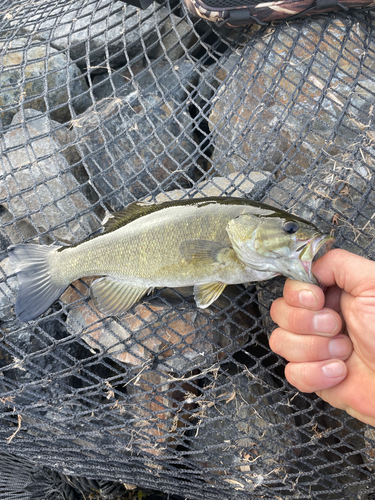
[90,277,152,316]
[194,282,227,309]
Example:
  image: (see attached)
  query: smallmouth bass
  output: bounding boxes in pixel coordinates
[8,197,334,321]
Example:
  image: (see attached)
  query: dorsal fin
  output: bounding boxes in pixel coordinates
[103,201,157,233]
[103,197,248,234]
[102,196,273,234]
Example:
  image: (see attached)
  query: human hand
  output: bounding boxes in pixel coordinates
[269,249,375,427]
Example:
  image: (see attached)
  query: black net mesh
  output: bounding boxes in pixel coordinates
[0,1,375,499]
[191,0,260,8]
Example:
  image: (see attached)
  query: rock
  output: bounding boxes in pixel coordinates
[263,167,375,259]
[9,109,98,211]
[193,66,227,128]
[148,171,272,202]
[328,168,375,259]
[61,277,258,456]
[91,72,132,102]
[62,279,256,373]
[193,51,241,113]
[364,427,375,471]
[187,368,300,493]
[0,111,100,243]
[91,60,199,103]
[256,276,285,340]
[75,94,197,212]
[11,109,82,169]
[0,206,39,248]
[0,39,91,126]
[123,370,175,456]
[263,176,333,228]
[314,406,371,496]
[151,12,197,61]
[0,257,18,320]
[0,212,12,253]
[125,370,198,456]
[209,17,375,178]
[21,0,187,71]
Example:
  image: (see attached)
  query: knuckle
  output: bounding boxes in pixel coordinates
[269,329,283,354]
[288,307,304,333]
[285,362,313,392]
[283,279,304,303]
[328,248,342,260]
[270,298,283,321]
[303,335,320,360]
[285,363,302,390]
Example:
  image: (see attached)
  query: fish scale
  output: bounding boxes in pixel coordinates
[56,203,242,285]
[8,197,333,321]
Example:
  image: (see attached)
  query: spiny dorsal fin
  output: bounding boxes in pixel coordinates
[103,201,156,233]
[103,196,277,234]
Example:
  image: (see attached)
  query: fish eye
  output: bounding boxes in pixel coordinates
[283,220,299,234]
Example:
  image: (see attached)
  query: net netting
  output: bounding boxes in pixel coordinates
[0,1,375,498]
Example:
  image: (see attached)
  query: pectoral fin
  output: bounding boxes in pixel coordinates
[179,239,235,267]
[90,277,152,316]
[194,282,227,309]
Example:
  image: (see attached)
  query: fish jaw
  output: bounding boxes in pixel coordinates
[297,235,335,284]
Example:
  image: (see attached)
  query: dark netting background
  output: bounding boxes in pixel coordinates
[0,0,375,498]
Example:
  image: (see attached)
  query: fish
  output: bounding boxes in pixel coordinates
[8,196,334,322]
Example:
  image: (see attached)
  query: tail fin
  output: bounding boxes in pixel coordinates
[8,244,67,322]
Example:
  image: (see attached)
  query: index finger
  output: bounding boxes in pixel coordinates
[283,279,325,310]
[312,249,375,296]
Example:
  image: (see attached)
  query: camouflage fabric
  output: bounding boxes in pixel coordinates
[183,0,375,27]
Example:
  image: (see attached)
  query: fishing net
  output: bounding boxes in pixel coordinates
[0,0,375,498]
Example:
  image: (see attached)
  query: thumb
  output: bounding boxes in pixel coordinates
[312,249,375,296]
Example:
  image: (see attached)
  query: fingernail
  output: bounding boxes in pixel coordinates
[322,361,346,378]
[313,312,337,334]
[299,290,318,308]
[328,337,351,358]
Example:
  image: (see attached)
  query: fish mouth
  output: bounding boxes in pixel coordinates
[298,234,335,284]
